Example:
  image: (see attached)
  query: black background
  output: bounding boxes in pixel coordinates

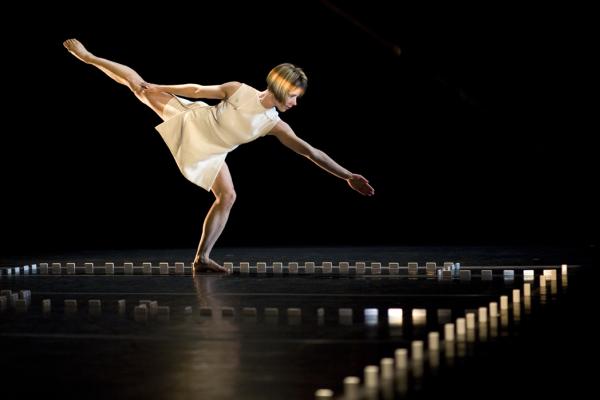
[2,1,596,255]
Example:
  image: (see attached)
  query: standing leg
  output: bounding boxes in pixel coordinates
[63,38,172,120]
[193,163,236,273]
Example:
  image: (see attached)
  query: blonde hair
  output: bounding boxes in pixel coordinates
[266,63,308,103]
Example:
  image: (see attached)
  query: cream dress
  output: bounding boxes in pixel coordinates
[155,83,280,190]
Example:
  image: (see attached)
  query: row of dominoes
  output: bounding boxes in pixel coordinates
[313,277,565,399]
[1,262,566,279]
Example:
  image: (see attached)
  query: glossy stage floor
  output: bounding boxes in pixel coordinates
[0,245,596,399]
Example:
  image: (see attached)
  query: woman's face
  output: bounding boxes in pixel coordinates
[276,88,304,112]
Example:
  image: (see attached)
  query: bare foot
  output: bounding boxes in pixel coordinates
[193,258,229,274]
[63,38,92,63]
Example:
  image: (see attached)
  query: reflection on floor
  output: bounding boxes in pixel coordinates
[0,245,596,399]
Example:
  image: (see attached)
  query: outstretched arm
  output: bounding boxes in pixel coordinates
[140,81,242,99]
[268,121,375,196]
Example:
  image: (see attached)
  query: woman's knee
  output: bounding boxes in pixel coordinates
[217,189,237,208]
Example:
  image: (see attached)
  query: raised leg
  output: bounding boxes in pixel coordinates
[63,38,173,120]
[193,163,236,273]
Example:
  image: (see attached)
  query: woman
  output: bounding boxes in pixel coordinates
[63,39,375,273]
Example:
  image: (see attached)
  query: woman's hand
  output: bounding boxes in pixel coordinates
[347,174,375,196]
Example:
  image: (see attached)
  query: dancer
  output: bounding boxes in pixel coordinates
[63,38,375,273]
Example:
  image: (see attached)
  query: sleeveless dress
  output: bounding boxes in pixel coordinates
[155,83,280,190]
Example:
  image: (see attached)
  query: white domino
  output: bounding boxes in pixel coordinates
[287,262,298,274]
[503,270,515,280]
[257,262,267,273]
[105,262,115,275]
[134,305,148,322]
[159,262,169,275]
[143,262,152,274]
[175,262,185,275]
[89,299,102,315]
[40,263,48,274]
[65,262,75,274]
[339,262,349,274]
[356,262,366,274]
[240,262,250,273]
[52,263,61,275]
[304,262,315,274]
[459,270,471,280]
[85,262,94,274]
[388,262,399,274]
[524,269,535,281]
[481,270,493,280]
[408,262,418,275]
[370,262,381,274]
[124,262,134,274]
[322,262,332,274]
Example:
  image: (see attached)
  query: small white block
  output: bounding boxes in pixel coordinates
[466,313,476,329]
[428,331,440,350]
[503,270,515,280]
[9,293,18,307]
[444,323,455,341]
[524,269,535,281]
[543,269,557,281]
[89,299,102,315]
[287,262,298,274]
[159,262,169,275]
[395,348,408,369]
[370,262,381,274]
[456,318,466,335]
[412,309,427,326]
[184,306,193,315]
[388,262,400,274]
[85,262,94,275]
[561,264,568,275]
[175,262,185,275]
[40,263,49,274]
[388,308,404,326]
[539,275,547,286]
[408,262,418,275]
[364,365,379,387]
[524,283,531,297]
[356,262,366,274]
[512,289,521,303]
[66,262,76,274]
[124,263,134,274]
[256,262,267,273]
[441,270,452,280]
[105,262,115,275]
[42,299,51,313]
[459,270,471,280]
[0,296,8,312]
[478,307,488,323]
[322,262,332,274]
[23,265,30,274]
[52,263,61,275]
[303,262,315,273]
[223,262,234,271]
[343,376,360,398]
[148,301,158,317]
[64,299,77,311]
[118,299,126,314]
[481,270,493,280]
[240,262,250,273]
[443,262,453,269]
[411,340,424,359]
[143,262,152,274]
[380,357,394,379]
[500,295,509,310]
[425,262,436,276]
[287,307,301,316]
[315,388,334,399]
[273,262,283,274]
[339,262,349,274]
[489,302,498,317]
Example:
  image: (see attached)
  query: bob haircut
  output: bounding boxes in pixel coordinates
[266,63,308,103]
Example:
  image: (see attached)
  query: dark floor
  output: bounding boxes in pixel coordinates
[0,245,597,400]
